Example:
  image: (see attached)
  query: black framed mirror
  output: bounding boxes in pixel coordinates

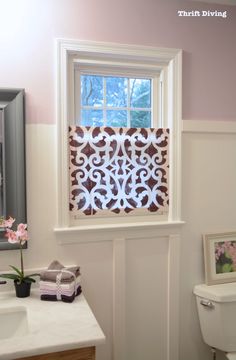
[0,89,26,250]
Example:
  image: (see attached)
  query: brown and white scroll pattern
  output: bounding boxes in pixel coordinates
[69,126,169,216]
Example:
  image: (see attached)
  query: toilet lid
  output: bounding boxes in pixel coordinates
[226,353,236,360]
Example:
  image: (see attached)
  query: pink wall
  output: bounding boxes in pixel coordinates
[0,0,235,123]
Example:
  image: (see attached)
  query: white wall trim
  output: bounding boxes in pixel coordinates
[168,51,182,222]
[167,234,181,360]
[182,119,236,134]
[56,38,182,230]
[55,221,185,244]
[113,239,126,360]
[55,39,70,228]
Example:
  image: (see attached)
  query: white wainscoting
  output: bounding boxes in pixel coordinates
[1,121,234,360]
[112,233,181,360]
[18,124,183,360]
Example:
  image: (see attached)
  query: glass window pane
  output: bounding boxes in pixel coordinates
[130,78,151,108]
[107,110,127,127]
[81,75,103,106]
[130,110,151,128]
[81,109,103,126]
[106,77,127,107]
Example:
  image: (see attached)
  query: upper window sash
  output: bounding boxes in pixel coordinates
[73,66,160,128]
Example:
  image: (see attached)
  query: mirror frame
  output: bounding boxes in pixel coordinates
[0,88,26,250]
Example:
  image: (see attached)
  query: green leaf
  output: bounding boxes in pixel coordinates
[0,271,39,283]
[216,263,222,274]
[28,273,40,278]
[0,273,20,281]
[222,263,233,273]
[9,265,23,278]
[23,277,36,283]
[225,252,232,259]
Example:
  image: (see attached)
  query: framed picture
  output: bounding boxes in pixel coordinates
[203,231,236,285]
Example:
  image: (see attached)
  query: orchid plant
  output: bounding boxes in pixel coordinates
[0,217,39,284]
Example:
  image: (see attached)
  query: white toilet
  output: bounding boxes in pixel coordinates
[194,283,236,360]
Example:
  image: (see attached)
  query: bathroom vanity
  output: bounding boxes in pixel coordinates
[17,347,95,360]
[0,290,105,360]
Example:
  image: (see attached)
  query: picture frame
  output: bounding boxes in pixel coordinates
[203,231,236,285]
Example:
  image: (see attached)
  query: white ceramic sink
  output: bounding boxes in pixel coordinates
[0,306,29,340]
[0,291,105,360]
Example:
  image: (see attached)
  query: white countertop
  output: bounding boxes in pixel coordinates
[0,290,106,359]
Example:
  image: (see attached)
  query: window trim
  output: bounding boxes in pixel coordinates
[55,39,182,231]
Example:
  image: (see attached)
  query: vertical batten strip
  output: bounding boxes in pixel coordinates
[167,234,181,360]
[113,238,126,360]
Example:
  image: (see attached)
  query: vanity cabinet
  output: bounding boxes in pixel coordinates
[18,346,95,360]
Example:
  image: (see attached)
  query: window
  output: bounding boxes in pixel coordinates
[78,74,152,128]
[56,40,182,230]
[71,64,167,218]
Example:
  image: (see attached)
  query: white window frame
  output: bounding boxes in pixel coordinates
[55,39,182,232]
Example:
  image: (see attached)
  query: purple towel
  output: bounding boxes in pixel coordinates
[40,286,82,303]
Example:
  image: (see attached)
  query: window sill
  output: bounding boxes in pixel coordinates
[54,220,185,244]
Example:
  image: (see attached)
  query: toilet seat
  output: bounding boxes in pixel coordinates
[226,353,236,360]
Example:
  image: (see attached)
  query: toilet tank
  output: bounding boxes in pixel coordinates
[194,283,236,352]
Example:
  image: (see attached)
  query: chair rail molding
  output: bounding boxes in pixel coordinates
[182,119,236,134]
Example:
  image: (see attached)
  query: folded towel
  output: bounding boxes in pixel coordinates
[39,276,81,291]
[40,285,82,303]
[39,261,82,303]
[40,260,80,283]
[40,280,81,297]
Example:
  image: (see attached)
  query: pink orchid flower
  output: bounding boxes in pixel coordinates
[17,223,27,233]
[5,228,18,244]
[0,216,15,228]
[4,222,28,245]
[16,223,28,243]
[0,217,37,288]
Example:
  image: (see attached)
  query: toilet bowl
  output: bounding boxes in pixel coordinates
[194,283,236,359]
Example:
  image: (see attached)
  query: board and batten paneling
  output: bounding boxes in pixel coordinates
[113,234,180,360]
[0,125,181,360]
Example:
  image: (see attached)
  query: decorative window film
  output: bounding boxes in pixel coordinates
[69,126,169,217]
